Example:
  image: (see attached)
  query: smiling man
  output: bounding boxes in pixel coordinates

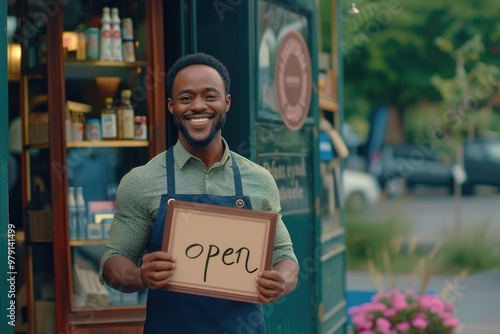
[101,53,298,333]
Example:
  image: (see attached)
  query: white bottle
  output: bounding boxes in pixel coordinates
[75,187,88,240]
[68,187,78,240]
[99,7,113,61]
[110,8,123,61]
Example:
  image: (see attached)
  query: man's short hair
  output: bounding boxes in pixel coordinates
[166,52,231,98]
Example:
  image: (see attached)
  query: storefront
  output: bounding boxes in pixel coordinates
[3,0,346,333]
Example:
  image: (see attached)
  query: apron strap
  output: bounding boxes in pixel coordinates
[230,153,244,198]
[166,148,175,195]
[167,146,244,198]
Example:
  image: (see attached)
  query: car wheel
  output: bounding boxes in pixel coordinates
[346,191,367,211]
[385,177,405,199]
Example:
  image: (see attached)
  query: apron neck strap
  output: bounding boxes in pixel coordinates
[166,146,244,197]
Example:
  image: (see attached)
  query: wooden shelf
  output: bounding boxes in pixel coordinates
[64,60,148,78]
[67,140,148,148]
[65,60,148,67]
[70,240,108,246]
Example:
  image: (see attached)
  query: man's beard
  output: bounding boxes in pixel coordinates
[173,112,226,148]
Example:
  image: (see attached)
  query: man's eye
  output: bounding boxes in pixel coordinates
[180,96,191,101]
[206,95,217,99]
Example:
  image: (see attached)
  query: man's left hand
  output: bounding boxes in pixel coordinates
[255,259,298,304]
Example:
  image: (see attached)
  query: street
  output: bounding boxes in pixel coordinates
[372,186,500,244]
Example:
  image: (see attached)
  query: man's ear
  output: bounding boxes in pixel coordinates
[225,94,231,112]
[167,98,174,114]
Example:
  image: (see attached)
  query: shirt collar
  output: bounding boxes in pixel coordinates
[173,137,231,169]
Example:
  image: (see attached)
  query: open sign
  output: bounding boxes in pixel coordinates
[162,200,277,303]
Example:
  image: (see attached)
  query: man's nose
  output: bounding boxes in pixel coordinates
[191,96,206,111]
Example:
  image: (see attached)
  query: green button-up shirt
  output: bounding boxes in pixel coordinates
[99,138,297,279]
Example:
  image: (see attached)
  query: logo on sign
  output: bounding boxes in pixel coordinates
[274,30,312,131]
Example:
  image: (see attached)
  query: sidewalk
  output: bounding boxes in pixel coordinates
[346,269,500,334]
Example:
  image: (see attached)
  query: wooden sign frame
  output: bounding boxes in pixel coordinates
[162,200,277,303]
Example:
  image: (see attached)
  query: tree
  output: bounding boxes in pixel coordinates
[340,0,500,141]
[431,34,500,234]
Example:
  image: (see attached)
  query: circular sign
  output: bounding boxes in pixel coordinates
[274,30,312,131]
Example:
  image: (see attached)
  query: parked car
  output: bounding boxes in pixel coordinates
[462,139,500,194]
[374,140,500,195]
[343,169,381,210]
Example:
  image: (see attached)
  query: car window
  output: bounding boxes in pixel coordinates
[465,143,483,161]
[485,142,500,163]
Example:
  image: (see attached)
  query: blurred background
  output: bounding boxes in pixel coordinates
[332,0,500,332]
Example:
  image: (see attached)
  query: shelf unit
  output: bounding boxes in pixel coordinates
[19,1,166,333]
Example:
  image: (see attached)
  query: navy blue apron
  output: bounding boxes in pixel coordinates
[144,148,266,334]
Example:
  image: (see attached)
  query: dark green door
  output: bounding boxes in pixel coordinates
[178,0,346,332]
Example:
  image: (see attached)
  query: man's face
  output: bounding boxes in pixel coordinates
[168,65,231,148]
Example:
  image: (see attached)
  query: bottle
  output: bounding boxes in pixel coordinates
[86,119,102,141]
[86,27,99,60]
[101,97,117,139]
[134,115,148,140]
[120,89,135,139]
[71,112,85,142]
[68,187,78,240]
[99,7,113,61]
[122,18,135,62]
[75,187,87,240]
[110,8,123,61]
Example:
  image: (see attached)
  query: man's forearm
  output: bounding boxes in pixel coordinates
[103,256,145,293]
[273,259,299,296]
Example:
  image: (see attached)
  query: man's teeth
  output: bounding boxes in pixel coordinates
[189,118,210,123]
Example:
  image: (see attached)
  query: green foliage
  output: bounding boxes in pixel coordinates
[431,34,500,143]
[438,222,500,273]
[346,210,413,268]
[341,0,500,124]
[346,210,500,275]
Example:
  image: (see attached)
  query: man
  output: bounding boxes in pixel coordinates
[100,52,298,333]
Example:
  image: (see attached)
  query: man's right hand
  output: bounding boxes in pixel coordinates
[140,251,176,289]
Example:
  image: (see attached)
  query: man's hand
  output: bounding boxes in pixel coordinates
[255,259,298,304]
[141,251,176,289]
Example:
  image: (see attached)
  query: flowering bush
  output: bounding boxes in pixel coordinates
[349,290,460,334]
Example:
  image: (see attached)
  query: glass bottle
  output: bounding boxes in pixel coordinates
[120,89,135,139]
[68,187,78,240]
[75,187,87,240]
[101,97,117,139]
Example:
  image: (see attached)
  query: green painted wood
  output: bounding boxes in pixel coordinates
[1,2,15,333]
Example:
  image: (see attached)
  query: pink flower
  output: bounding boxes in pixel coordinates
[376,318,392,332]
[429,298,445,314]
[444,317,460,327]
[372,292,390,303]
[444,302,456,313]
[411,315,429,329]
[418,295,434,309]
[383,308,397,317]
[363,302,387,312]
[358,331,375,334]
[349,305,362,315]
[395,322,410,331]
[391,293,408,311]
